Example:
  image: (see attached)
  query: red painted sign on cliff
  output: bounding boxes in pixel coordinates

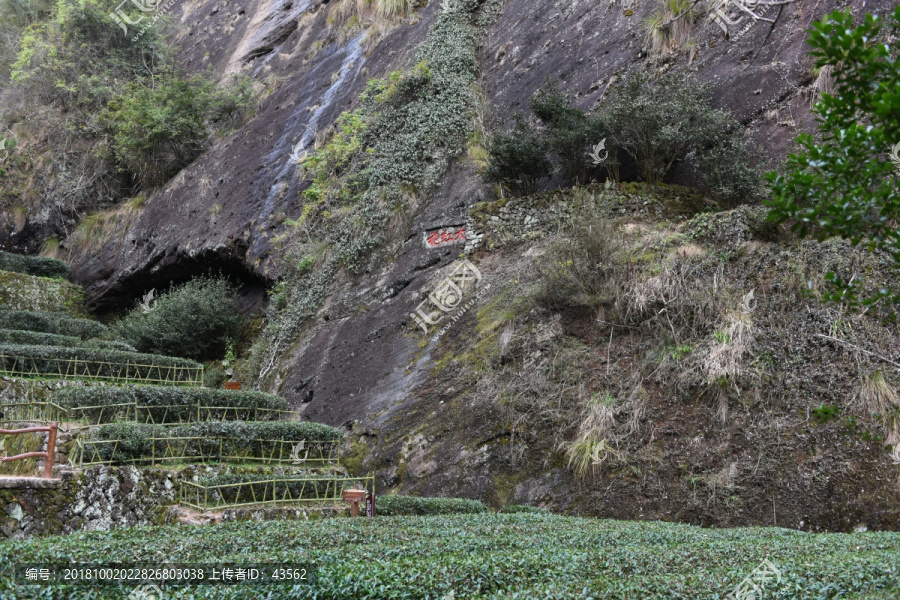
[424,226,466,248]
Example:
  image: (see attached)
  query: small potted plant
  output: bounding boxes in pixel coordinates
[222,341,241,390]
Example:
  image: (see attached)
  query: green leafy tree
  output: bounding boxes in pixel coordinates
[116,275,245,361]
[484,115,553,196]
[602,70,732,185]
[531,82,607,185]
[767,7,900,307]
[103,69,254,187]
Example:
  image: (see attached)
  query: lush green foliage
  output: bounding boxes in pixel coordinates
[9,0,163,112]
[103,68,255,188]
[483,116,553,196]
[0,309,107,338]
[88,421,343,462]
[498,503,550,514]
[531,83,607,185]
[0,328,135,351]
[1,0,256,230]
[687,131,762,208]
[53,385,288,423]
[377,495,488,516]
[767,7,900,307]
[485,74,759,202]
[0,250,68,278]
[116,276,245,361]
[0,514,897,598]
[603,70,739,186]
[0,343,201,382]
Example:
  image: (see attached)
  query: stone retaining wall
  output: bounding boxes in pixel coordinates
[0,466,178,540]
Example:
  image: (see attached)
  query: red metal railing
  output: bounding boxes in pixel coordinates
[0,422,58,478]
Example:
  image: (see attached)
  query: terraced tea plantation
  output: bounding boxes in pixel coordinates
[0,252,370,509]
[1,513,898,598]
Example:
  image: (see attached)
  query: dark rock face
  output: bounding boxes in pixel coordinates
[60,0,900,529]
[71,0,436,312]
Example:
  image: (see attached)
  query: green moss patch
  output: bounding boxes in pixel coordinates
[0,271,85,316]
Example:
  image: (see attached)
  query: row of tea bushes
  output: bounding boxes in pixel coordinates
[0,251,69,279]
[0,328,135,352]
[0,309,107,339]
[0,343,201,385]
[53,385,288,423]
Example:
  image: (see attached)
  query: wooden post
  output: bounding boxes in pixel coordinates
[44,422,58,478]
[342,489,366,517]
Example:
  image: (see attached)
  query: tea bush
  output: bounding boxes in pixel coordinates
[53,385,288,423]
[531,82,607,185]
[116,276,244,361]
[0,343,200,383]
[0,251,68,278]
[377,495,488,516]
[602,70,746,187]
[88,421,344,463]
[0,309,107,339]
[0,328,135,351]
[483,116,553,196]
[1,514,897,598]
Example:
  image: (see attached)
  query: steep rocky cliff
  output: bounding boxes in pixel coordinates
[5,0,900,531]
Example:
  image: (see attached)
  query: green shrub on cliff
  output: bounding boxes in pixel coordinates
[603,70,731,186]
[484,116,553,196]
[531,82,608,185]
[103,68,255,188]
[116,276,244,361]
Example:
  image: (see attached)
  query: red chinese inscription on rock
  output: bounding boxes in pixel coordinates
[424,226,466,248]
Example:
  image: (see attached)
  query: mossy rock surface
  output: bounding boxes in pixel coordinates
[0,271,86,317]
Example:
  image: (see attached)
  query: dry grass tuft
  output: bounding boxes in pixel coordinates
[39,236,60,259]
[68,196,146,257]
[565,391,622,479]
[644,0,700,56]
[857,370,899,416]
[809,65,834,108]
[700,289,755,386]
